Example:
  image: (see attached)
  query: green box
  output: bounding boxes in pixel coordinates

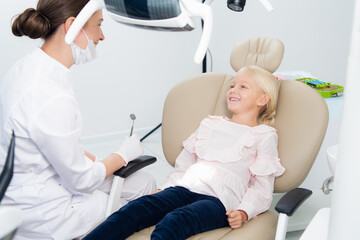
[296,78,344,98]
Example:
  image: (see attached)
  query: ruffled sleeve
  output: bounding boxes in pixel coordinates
[249,129,285,177]
[249,157,285,177]
[237,129,285,220]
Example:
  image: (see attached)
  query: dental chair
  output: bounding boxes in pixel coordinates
[122,37,329,240]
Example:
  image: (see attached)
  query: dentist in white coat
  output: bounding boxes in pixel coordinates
[0,0,156,239]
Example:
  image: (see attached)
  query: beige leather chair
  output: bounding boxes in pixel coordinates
[97,37,329,240]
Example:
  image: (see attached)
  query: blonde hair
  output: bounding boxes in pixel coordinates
[238,66,280,126]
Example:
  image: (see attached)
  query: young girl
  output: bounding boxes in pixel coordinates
[83,65,285,240]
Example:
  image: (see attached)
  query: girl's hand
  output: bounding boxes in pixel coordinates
[226,210,248,229]
[150,189,162,195]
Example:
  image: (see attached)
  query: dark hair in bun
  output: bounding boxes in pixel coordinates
[12,8,51,39]
[12,0,89,40]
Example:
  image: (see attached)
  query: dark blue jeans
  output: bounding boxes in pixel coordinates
[83,186,229,240]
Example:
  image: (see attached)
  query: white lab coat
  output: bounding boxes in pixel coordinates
[0,48,156,239]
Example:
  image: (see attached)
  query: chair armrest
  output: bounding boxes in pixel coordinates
[113,155,157,178]
[275,188,312,216]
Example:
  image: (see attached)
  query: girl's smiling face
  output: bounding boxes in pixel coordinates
[226,70,267,116]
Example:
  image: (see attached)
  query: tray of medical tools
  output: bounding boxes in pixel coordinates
[296,78,344,98]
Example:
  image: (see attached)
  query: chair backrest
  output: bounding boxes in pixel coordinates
[162,37,329,193]
[230,37,285,73]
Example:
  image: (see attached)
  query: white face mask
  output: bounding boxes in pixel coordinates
[71,29,97,65]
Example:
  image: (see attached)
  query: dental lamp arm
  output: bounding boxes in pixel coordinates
[64,0,274,64]
[258,0,274,11]
[65,0,211,64]
[181,0,213,64]
[203,0,215,5]
[182,0,275,63]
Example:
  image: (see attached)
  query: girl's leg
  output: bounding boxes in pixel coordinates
[151,194,228,240]
[120,171,157,205]
[83,187,194,240]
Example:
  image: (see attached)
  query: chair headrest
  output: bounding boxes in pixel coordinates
[230,37,284,73]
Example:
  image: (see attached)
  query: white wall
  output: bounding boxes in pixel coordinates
[211,0,354,79]
[0,0,354,140]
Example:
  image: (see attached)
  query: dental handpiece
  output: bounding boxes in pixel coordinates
[129,114,136,136]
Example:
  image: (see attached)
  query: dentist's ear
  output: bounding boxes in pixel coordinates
[64,17,76,34]
[257,94,270,107]
[64,17,84,46]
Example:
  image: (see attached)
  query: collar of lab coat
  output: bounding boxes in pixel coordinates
[32,47,71,88]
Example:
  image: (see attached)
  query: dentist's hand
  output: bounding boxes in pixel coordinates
[113,134,144,165]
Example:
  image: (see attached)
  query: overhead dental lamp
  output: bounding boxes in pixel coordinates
[65,0,273,64]
[227,0,247,12]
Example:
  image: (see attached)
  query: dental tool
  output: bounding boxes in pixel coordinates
[129,114,136,136]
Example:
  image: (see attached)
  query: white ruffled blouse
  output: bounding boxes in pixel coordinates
[162,115,285,220]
